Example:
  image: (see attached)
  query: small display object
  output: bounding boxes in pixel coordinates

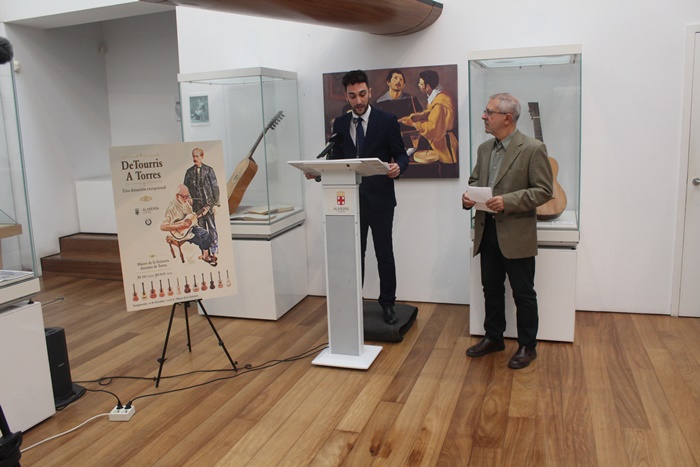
[0,59,39,308]
[178,68,304,239]
[468,45,581,246]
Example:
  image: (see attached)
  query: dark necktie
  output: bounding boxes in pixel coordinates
[354,117,364,158]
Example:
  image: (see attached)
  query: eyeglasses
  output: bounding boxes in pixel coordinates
[483,109,508,117]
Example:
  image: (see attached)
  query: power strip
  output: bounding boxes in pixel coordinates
[109,405,136,422]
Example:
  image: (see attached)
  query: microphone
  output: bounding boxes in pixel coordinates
[316,133,343,159]
[0,38,13,65]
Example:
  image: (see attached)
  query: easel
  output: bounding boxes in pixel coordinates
[155,299,237,388]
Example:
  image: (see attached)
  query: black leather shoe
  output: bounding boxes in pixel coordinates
[466,336,505,357]
[508,345,537,369]
[381,304,398,325]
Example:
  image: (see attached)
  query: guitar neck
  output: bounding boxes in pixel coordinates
[246,132,266,161]
[532,117,544,142]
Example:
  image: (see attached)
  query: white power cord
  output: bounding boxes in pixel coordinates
[20,413,110,452]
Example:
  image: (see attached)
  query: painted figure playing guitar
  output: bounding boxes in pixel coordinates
[160,184,217,266]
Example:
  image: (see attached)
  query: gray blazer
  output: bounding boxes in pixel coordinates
[469,129,553,259]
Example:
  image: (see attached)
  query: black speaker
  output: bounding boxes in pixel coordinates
[44,327,85,409]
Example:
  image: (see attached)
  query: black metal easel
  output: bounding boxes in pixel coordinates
[155,300,237,388]
[0,405,22,467]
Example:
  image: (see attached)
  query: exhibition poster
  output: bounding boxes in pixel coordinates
[109,141,237,311]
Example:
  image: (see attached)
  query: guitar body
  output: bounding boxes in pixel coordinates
[218,272,224,289]
[227,158,258,213]
[184,277,191,294]
[528,102,567,221]
[201,273,207,291]
[210,273,216,290]
[171,206,209,241]
[537,157,567,220]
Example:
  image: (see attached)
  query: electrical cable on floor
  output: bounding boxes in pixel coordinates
[126,343,328,406]
[35,297,65,307]
[21,343,328,452]
[20,413,110,453]
[74,343,328,387]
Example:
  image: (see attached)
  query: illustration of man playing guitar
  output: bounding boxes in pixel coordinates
[160,184,217,266]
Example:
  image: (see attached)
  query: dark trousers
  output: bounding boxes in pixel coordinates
[479,216,538,347]
[189,226,212,252]
[199,212,218,255]
[359,195,396,307]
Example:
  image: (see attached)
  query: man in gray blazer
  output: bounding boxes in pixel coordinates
[462,93,553,369]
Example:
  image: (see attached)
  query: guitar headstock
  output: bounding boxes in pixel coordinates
[266,111,285,131]
[528,102,540,120]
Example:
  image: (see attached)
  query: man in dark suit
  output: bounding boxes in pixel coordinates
[462,93,553,369]
[327,69,409,324]
[183,147,220,258]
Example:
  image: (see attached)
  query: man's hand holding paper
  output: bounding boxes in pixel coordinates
[464,186,496,213]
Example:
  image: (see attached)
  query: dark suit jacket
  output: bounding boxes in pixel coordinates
[470,129,553,259]
[183,163,220,212]
[330,106,409,211]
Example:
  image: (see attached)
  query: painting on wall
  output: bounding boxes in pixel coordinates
[322,65,459,179]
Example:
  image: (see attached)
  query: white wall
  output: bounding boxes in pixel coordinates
[5,22,111,260]
[103,11,181,146]
[174,0,700,314]
[4,11,179,261]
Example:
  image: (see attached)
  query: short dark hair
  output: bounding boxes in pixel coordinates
[385,69,405,82]
[342,70,369,89]
[418,70,439,89]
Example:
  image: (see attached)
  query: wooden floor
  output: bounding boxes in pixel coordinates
[17,275,700,466]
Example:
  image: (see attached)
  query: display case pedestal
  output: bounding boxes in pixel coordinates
[470,246,576,343]
[0,301,55,432]
[201,222,308,320]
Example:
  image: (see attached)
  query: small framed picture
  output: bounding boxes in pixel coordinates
[189,95,209,125]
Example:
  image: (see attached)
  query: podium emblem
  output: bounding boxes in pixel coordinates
[336,191,345,206]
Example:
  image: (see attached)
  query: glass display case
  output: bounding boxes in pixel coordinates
[468,45,581,246]
[0,58,39,308]
[178,67,304,239]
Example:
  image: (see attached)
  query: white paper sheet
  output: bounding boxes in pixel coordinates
[466,186,496,213]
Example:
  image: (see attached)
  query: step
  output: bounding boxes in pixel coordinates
[59,233,120,256]
[41,253,123,281]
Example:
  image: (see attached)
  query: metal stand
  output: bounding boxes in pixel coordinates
[155,300,237,388]
[0,405,22,467]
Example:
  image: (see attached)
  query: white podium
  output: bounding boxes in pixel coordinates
[289,158,389,369]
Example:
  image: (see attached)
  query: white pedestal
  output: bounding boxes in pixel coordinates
[0,301,56,432]
[470,246,577,342]
[201,223,308,320]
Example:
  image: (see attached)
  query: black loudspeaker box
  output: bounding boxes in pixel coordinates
[44,327,85,409]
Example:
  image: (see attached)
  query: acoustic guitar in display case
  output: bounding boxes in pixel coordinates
[528,102,567,220]
[226,110,285,214]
